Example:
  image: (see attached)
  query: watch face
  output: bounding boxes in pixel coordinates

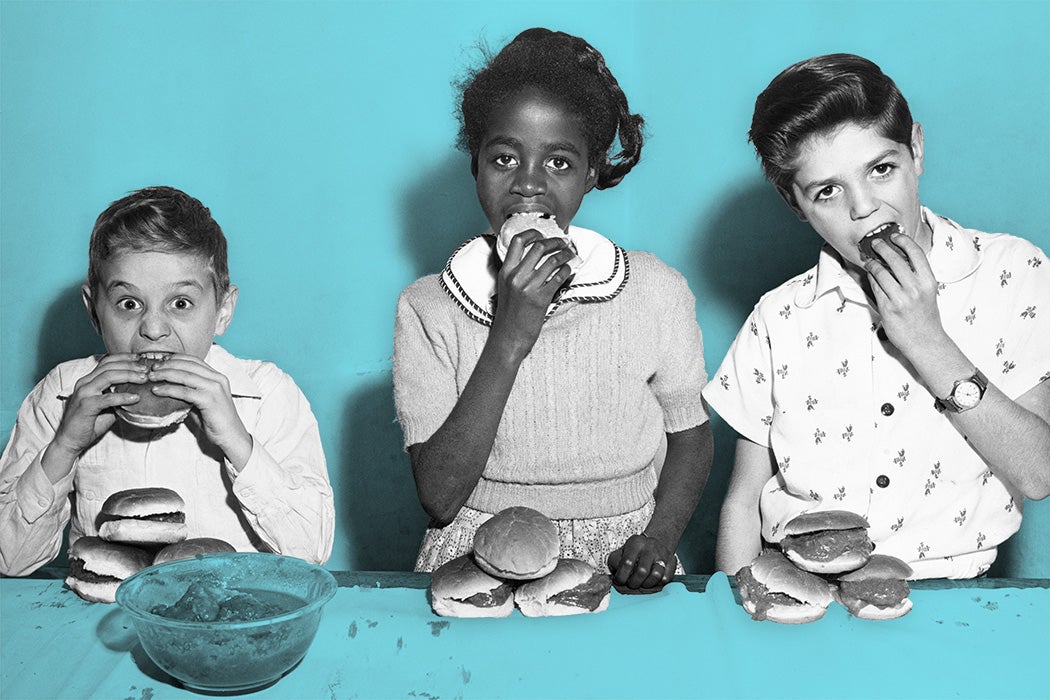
[954,381,982,408]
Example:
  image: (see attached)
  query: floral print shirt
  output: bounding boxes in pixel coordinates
[704,209,1049,578]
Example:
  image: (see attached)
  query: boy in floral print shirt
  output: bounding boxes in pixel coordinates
[705,54,1049,579]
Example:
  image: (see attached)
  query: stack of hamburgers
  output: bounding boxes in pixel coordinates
[430,506,612,618]
[735,510,913,624]
[66,487,233,603]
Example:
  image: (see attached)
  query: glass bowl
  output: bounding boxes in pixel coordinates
[116,552,337,693]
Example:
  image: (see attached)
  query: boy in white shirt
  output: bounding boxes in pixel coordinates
[0,186,335,575]
[705,54,1049,579]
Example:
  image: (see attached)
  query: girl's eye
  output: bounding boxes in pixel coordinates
[494,154,517,168]
[815,184,840,202]
[171,297,193,311]
[117,298,141,312]
[546,157,570,172]
[872,162,896,177]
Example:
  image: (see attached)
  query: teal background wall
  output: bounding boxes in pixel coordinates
[2,0,1047,576]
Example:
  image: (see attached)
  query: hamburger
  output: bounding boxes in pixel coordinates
[836,554,914,620]
[473,506,560,580]
[153,537,236,565]
[514,558,612,617]
[113,352,192,429]
[858,222,910,268]
[735,550,834,624]
[780,510,873,574]
[430,554,514,618]
[495,212,583,274]
[65,536,153,603]
[97,487,188,546]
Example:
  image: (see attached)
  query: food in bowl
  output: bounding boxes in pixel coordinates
[116,552,336,693]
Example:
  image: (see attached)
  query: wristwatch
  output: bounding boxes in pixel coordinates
[933,369,988,413]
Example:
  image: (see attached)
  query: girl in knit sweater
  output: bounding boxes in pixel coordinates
[393,28,712,591]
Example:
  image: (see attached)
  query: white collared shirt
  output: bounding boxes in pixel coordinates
[704,209,1049,578]
[0,345,334,575]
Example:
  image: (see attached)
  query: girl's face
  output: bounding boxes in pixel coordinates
[474,86,597,234]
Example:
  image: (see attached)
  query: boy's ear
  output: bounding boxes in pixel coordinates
[81,284,102,334]
[213,285,238,337]
[470,155,479,179]
[910,122,926,176]
[776,184,807,222]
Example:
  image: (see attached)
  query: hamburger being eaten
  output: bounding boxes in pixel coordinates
[495,212,583,275]
[836,554,914,620]
[113,352,192,429]
[514,558,612,617]
[430,554,515,618]
[97,487,188,546]
[65,536,153,603]
[473,506,560,580]
[780,510,873,574]
[735,550,834,624]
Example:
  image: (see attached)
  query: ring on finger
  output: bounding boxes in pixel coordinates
[652,559,666,570]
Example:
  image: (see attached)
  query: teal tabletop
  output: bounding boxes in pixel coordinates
[2,571,1047,699]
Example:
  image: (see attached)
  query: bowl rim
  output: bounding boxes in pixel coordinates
[115,551,337,629]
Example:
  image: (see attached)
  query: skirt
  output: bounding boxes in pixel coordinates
[414,498,685,575]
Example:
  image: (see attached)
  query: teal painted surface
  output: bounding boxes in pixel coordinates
[2,1,1047,576]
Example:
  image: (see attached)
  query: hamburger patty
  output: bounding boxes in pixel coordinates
[67,558,123,584]
[839,578,910,607]
[735,566,804,621]
[548,573,611,611]
[459,583,513,608]
[781,528,872,562]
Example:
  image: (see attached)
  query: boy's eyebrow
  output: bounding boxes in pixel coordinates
[798,148,903,194]
[106,279,206,294]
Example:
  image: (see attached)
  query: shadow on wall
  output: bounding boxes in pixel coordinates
[398,152,489,280]
[676,178,821,574]
[338,373,429,571]
[37,283,106,381]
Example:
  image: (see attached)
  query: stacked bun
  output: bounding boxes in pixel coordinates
[430,506,612,618]
[98,487,189,545]
[113,352,192,429]
[65,536,153,604]
[736,510,912,623]
[153,537,236,564]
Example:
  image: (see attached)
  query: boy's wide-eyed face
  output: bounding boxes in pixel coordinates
[82,250,236,359]
[784,121,927,270]
[474,86,598,235]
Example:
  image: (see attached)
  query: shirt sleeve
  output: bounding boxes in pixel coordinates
[702,306,776,447]
[649,264,709,433]
[990,240,1050,399]
[392,283,461,448]
[0,369,77,576]
[229,367,335,565]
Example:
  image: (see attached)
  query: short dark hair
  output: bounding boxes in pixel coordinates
[87,186,230,299]
[749,53,913,194]
[457,27,644,190]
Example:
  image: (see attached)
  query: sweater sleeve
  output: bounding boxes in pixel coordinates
[648,259,710,433]
[393,279,463,449]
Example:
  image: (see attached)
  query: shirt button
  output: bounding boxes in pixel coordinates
[881,403,894,416]
[876,475,890,488]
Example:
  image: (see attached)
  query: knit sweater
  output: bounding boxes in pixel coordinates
[393,250,708,519]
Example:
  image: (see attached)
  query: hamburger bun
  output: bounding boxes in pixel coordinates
[780,510,873,574]
[430,554,514,618]
[153,537,236,564]
[473,506,559,580]
[495,212,583,274]
[65,536,153,603]
[836,554,914,620]
[113,353,192,429]
[736,550,833,624]
[515,558,611,617]
[858,222,910,267]
[97,487,188,546]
